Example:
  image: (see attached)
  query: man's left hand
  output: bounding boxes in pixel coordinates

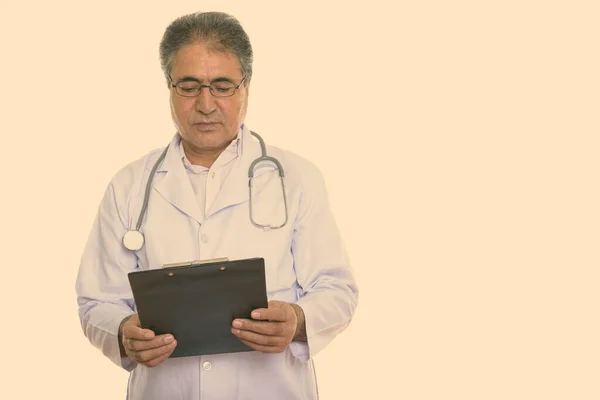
[231,300,304,353]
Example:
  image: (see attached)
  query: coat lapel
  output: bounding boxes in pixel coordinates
[153,134,205,225]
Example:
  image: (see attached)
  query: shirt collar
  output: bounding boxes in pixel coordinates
[178,125,244,173]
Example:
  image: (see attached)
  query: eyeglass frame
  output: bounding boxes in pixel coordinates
[168,74,247,98]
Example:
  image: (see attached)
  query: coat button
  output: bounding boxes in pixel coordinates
[201,234,209,243]
[202,361,212,371]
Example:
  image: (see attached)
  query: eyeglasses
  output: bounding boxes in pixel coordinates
[169,75,246,98]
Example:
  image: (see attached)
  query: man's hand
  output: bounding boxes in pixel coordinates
[231,300,307,353]
[119,314,177,367]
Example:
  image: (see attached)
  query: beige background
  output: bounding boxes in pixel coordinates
[0,0,599,399]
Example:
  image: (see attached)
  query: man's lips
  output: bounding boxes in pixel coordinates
[191,122,220,132]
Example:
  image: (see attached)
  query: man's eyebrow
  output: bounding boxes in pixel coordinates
[176,76,201,83]
[211,77,236,84]
[173,76,237,84]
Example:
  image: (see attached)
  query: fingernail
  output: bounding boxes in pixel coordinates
[233,320,242,328]
[144,332,152,339]
[251,311,260,319]
[165,335,173,343]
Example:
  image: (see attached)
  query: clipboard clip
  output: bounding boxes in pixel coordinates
[162,257,230,269]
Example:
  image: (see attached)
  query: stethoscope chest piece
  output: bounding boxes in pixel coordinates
[123,230,144,251]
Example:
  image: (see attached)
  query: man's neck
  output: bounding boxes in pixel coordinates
[181,141,231,168]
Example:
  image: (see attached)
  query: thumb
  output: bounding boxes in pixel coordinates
[124,315,155,339]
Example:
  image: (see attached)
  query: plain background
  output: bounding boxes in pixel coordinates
[1,1,599,399]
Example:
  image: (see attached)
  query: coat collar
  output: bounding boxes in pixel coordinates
[152,124,265,224]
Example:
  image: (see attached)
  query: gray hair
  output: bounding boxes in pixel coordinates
[159,11,253,86]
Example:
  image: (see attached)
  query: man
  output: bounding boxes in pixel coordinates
[76,11,358,400]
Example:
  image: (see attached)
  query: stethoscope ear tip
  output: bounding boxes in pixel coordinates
[123,230,145,251]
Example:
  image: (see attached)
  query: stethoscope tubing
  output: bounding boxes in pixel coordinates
[122,131,287,251]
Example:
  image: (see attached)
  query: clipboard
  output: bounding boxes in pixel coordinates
[127,257,268,358]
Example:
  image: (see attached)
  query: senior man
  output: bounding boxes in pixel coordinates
[76,11,358,400]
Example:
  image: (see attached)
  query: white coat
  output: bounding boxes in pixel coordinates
[75,125,359,400]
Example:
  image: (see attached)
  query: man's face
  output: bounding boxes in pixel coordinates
[168,41,250,157]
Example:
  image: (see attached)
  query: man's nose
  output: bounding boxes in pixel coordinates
[194,86,217,114]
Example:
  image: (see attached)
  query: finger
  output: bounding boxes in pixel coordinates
[232,319,285,336]
[250,307,287,322]
[123,319,155,340]
[143,343,177,368]
[237,337,283,354]
[127,334,175,352]
[130,340,177,364]
[231,327,287,348]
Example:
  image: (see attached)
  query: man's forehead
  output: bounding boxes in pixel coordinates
[172,42,240,69]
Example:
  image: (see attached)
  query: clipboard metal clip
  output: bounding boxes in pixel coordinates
[162,257,230,269]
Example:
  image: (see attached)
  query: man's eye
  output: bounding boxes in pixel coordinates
[213,84,234,91]
[179,84,199,91]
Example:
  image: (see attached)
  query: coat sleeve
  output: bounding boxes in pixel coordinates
[287,160,359,361]
[75,175,140,372]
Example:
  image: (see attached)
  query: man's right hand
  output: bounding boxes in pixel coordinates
[119,314,177,367]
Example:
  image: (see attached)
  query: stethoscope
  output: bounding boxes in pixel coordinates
[122,131,288,252]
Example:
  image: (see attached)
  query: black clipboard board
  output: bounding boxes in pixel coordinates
[127,257,268,358]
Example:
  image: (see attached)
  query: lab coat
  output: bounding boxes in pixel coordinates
[75,125,359,400]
